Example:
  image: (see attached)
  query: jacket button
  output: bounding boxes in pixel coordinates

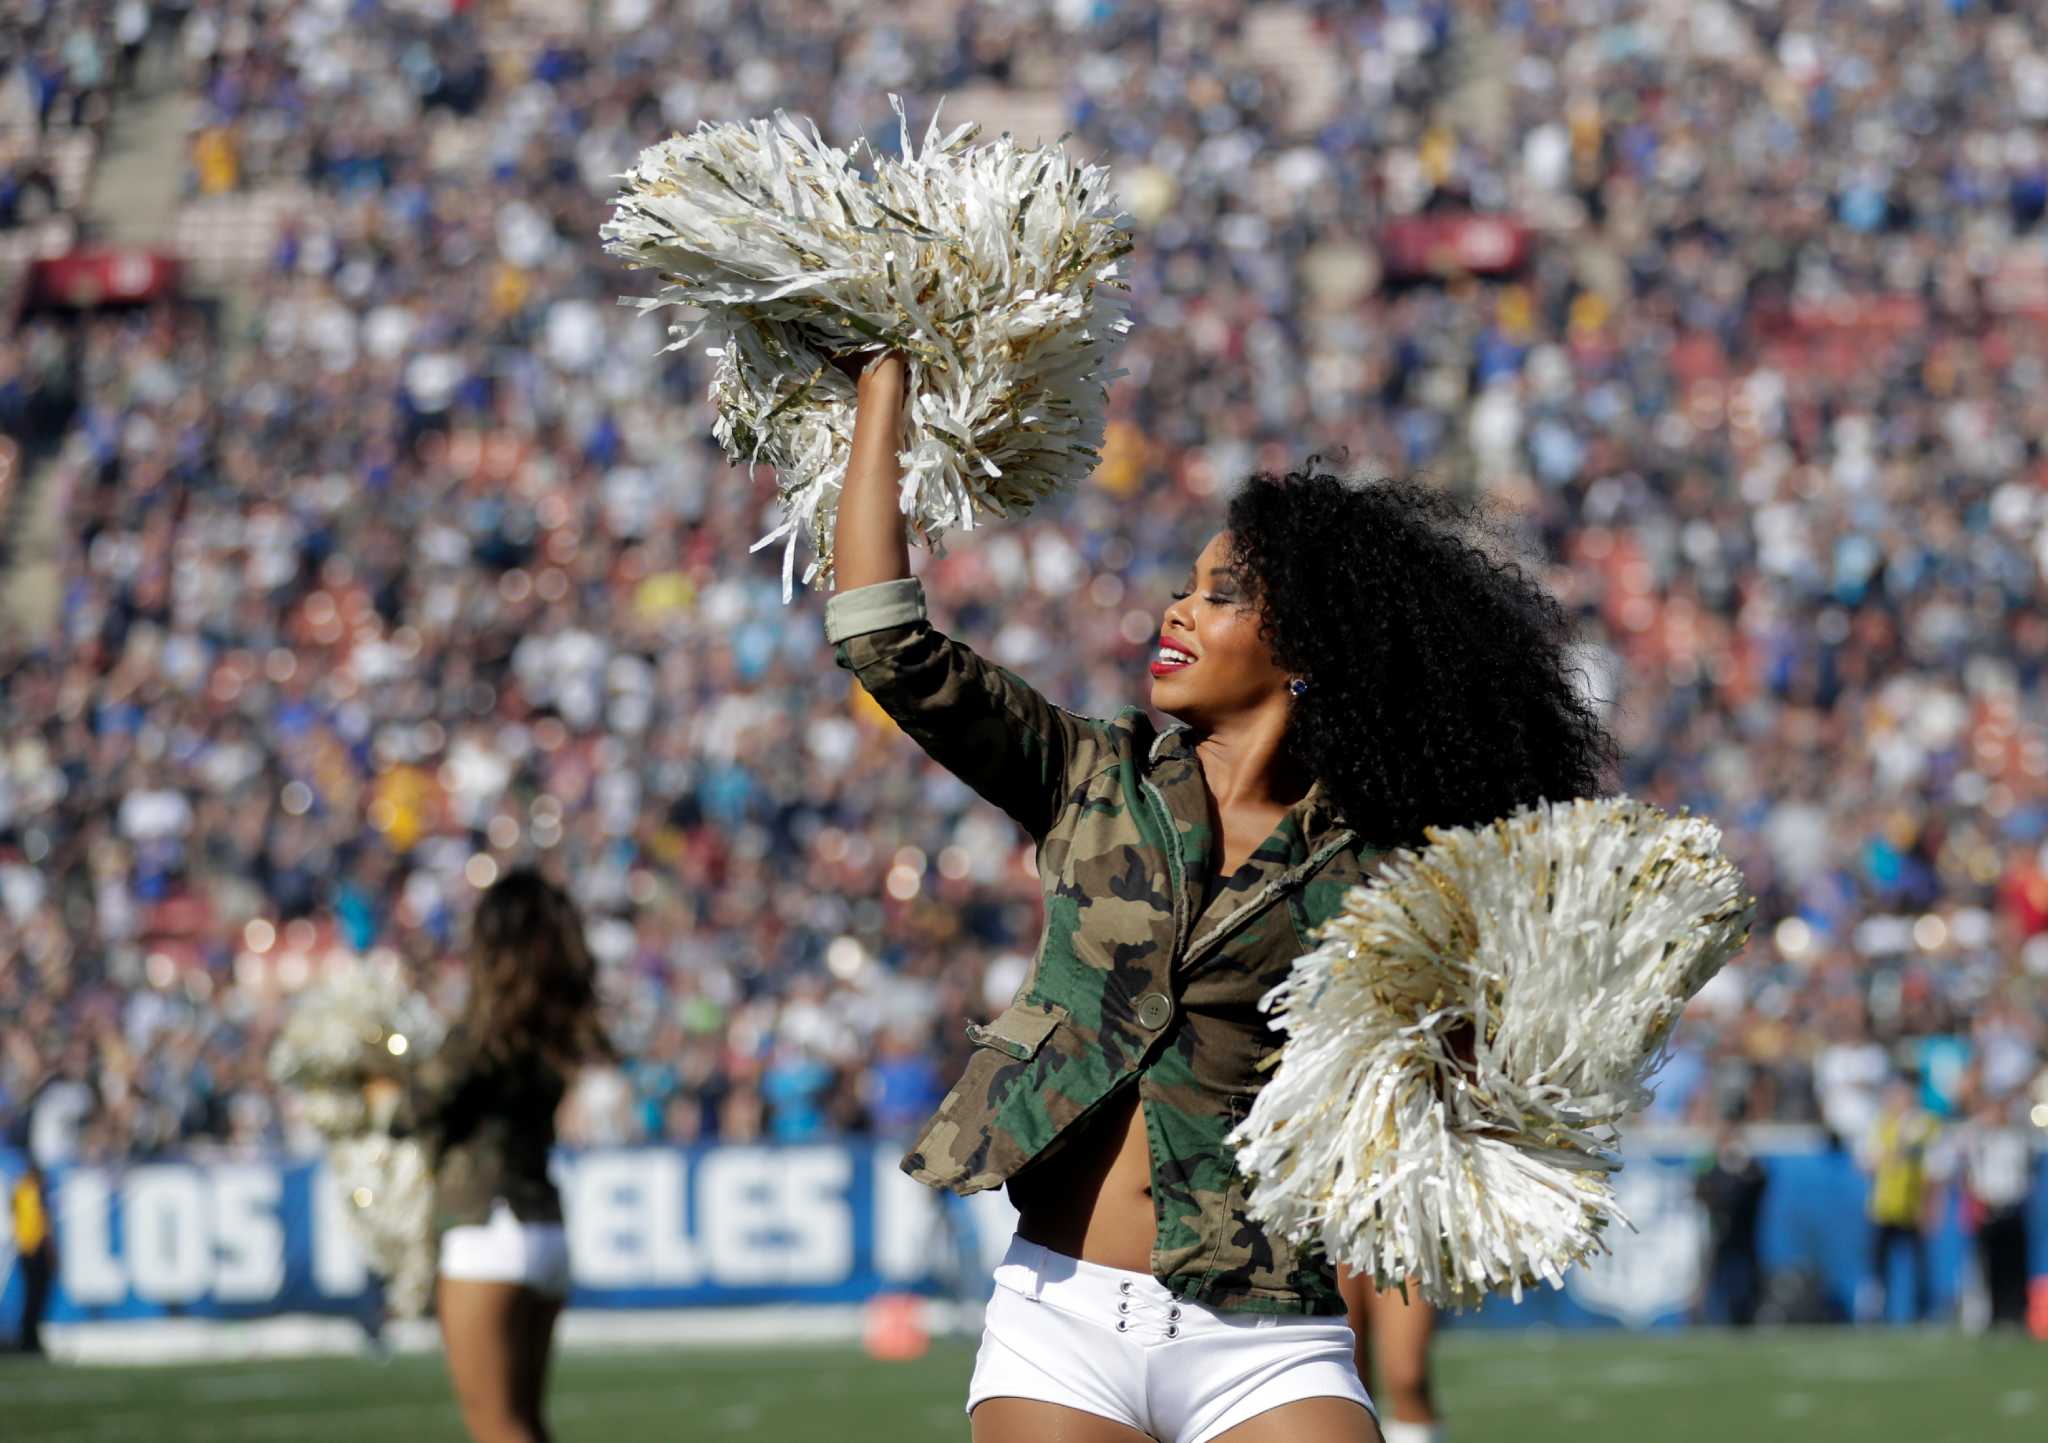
[1136,993,1173,1031]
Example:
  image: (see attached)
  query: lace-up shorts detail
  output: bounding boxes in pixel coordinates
[966,1237,1376,1443]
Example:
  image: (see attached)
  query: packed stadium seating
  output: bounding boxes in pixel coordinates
[1,1,2042,1226]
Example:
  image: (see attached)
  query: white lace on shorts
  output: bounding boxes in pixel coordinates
[967,1236,1376,1443]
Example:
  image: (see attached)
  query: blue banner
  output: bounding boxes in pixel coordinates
[0,1144,1020,1332]
[1455,1145,2042,1330]
[3,1141,2043,1339]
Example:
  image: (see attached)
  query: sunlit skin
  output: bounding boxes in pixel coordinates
[1340,1269,1440,1434]
[1149,532,1294,731]
[1150,530,1311,866]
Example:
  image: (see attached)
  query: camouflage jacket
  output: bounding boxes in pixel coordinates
[392,1024,565,1235]
[828,577,1386,1314]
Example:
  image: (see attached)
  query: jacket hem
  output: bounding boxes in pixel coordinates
[901,1159,1340,1314]
[1165,1278,1346,1316]
[900,1152,1002,1197]
[430,1188,565,1237]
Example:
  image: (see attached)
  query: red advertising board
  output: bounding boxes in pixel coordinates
[1380,214,1532,279]
[21,249,180,309]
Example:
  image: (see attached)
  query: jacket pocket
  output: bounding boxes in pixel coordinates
[963,999,1070,1061]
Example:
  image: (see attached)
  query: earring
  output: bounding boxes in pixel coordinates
[1288,677,1309,698]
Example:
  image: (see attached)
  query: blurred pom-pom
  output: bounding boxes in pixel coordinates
[1227,797,1754,1309]
[269,960,443,1318]
[603,95,1132,598]
[269,960,443,1100]
[327,1132,438,1320]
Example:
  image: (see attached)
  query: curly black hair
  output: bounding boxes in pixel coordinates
[1226,467,1618,848]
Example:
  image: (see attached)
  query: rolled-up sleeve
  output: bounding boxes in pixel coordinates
[828,577,1106,841]
[824,576,929,644]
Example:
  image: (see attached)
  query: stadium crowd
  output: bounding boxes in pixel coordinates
[1,0,2043,1312]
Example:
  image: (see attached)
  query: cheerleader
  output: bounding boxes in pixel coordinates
[373,869,610,1443]
[825,354,1615,1443]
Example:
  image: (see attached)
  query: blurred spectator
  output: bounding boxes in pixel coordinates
[1958,1089,2034,1330]
[1860,1079,1942,1324]
[761,1041,838,1144]
[559,1058,636,1148]
[1814,1004,1891,1149]
[9,1162,53,1355]
[26,1041,96,1170]
[864,1027,948,1139]
[0,160,58,229]
[1694,1121,1768,1328]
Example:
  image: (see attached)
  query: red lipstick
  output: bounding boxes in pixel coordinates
[1150,633,1196,678]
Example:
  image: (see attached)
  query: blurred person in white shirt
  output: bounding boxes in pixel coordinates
[558,1058,637,1146]
[28,1041,97,1170]
[1815,1001,1890,1147]
[1959,1085,2036,1331]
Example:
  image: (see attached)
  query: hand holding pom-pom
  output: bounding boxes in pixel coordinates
[1228,796,1754,1309]
[603,96,1132,599]
[269,962,444,1318]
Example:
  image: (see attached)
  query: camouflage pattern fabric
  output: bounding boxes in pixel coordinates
[392,1024,566,1236]
[828,578,1389,1314]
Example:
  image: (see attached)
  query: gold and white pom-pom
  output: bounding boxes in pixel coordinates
[327,1126,439,1320]
[269,960,445,1318]
[269,960,443,1099]
[602,95,1132,599]
[1227,797,1754,1309]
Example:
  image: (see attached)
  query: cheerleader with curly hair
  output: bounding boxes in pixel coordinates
[826,353,1615,1443]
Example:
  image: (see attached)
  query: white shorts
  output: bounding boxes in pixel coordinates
[967,1237,1376,1443]
[437,1199,572,1300]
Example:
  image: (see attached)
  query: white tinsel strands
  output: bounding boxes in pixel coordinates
[323,1131,437,1318]
[269,963,444,1318]
[602,96,1133,598]
[1227,797,1754,1310]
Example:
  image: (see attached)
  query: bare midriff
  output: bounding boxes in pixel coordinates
[1008,1085,1158,1272]
[1011,817,1273,1274]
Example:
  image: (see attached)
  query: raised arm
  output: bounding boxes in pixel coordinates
[380,1026,480,1147]
[823,353,1106,841]
[834,353,912,588]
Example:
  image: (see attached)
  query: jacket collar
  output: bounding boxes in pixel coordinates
[1143,719,1360,973]
[1144,720,1352,856]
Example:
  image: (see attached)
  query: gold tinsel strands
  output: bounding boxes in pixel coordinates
[1229,796,1754,1309]
[269,960,443,1318]
[603,96,1133,599]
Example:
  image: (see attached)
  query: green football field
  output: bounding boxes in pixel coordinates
[4,1329,2040,1443]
